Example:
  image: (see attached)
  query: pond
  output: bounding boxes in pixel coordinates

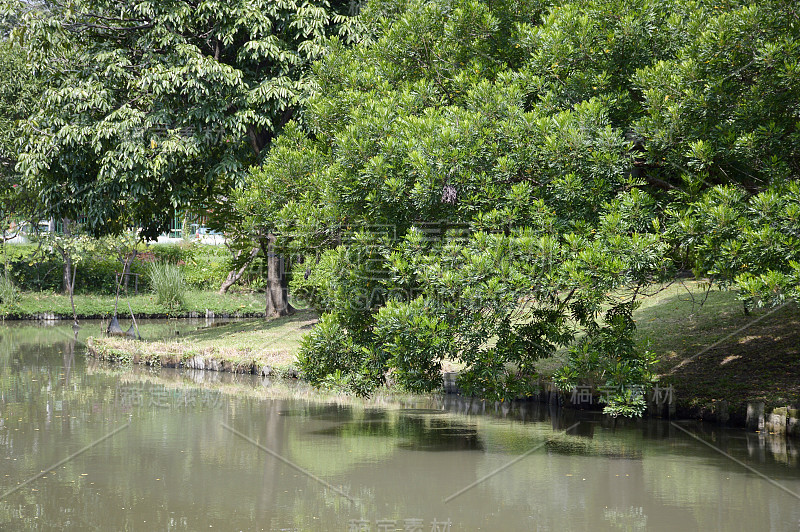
[1,320,800,530]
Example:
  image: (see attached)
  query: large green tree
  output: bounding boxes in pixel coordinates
[236,0,670,412]
[6,0,363,239]
[237,0,800,413]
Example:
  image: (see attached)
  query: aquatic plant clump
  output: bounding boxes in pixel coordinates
[147,262,186,310]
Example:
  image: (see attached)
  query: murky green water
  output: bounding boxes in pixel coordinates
[2,321,800,531]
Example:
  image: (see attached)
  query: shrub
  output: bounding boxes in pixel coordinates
[296,313,379,396]
[147,261,186,310]
[373,298,446,393]
[148,243,187,264]
[181,244,230,289]
[5,244,63,292]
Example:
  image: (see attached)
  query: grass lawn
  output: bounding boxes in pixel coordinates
[175,309,317,355]
[634,281,800,412]
[536,280,800,411]
[88,310,319,374]
[1,290,266,319]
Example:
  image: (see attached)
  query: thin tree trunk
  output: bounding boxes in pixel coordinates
[61,218,72,295]
[219,247,259,294]
[59,219,78,327]
[122,249,137,291]
[263,233,294,318]
[63,253,72,295]
[2,228,7,276]
[69,261,77,327]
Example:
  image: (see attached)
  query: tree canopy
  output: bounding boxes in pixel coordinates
[5,0,363,238]
[234,0,800,413]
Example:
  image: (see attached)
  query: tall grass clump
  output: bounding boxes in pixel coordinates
[0,273,19,309]
[147,262,186,310]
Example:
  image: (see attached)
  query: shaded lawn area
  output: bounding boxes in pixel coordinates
[534,281,800,412]
[634,281,800,411]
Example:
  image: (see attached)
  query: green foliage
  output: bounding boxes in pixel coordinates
[0,272,18,309]
[554,303,658,417]
[147,262,186,310]
[5,0,797,414]
[239,0,673,409]
[669,181,800,307]
[3,244,63,292]
[1,241,230,294]
[520,0,688,125]
[296,313,380,396]
[180,244,232,290]
[148,244,186,265]
[633,0,800,190]
[372,298,447,393]
[0,37,41,232]
[8,0,363,238]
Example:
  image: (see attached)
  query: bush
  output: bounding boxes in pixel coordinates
[2,241,238,294]
[296,313,380,396]
[3,243,144,294]
[180,244,230,290]
[4,244,63,292]
[373,298,446,393]
[147,261,186,310]
[148,243,187,264]
[75,257,126,294]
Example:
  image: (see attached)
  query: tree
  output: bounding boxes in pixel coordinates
[237,0,669,411]
[6,0,362,230]
[0,34,43,264]
[7,0,364,313]
[635,0,800,305]
[633,0,800,193]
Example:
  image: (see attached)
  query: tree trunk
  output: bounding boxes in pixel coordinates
[263,233,294,318]
[121,248,137,291]
[219,247,259,294]
[60,251,78,326]
[61,219,72,295]
[69,262,78,327]
[59,219,79,327]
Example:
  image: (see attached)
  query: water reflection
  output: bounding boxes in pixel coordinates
[2,323,800,530]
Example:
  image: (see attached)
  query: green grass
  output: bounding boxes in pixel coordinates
[0,290,266,319]
[536,280,800,411]
[88,310,319,374]
[177,309,317,354]
[633,281,800,411]
[146,261,186,309]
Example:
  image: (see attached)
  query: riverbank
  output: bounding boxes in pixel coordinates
[87,309,466,378]
[634,282,800,425]
[532,281,800,428]
[85,282,800,432]
[87,310,318,376]
[0,290,266,320]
